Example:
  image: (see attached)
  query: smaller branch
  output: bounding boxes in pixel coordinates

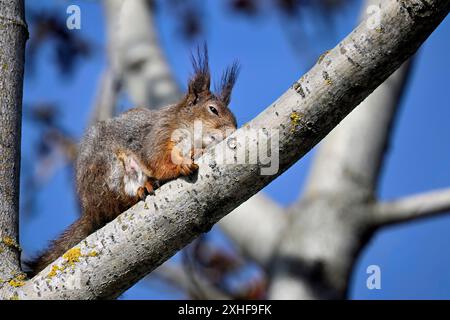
[373,188,450,226]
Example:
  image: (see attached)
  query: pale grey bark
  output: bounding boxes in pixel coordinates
[102,0,181,110]
[302,1,414,200]
[3,0,447,299]
[0,0,27,293]
[302,62,412,200]
[373,188,450,226]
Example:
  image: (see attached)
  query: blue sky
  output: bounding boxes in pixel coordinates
[19,0,450,299]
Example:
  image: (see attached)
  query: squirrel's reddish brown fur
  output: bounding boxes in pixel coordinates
[26,46,239,276]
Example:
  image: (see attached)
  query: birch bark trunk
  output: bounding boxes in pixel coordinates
[0,0,27,297]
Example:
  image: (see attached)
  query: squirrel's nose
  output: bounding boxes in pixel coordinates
[223,126,236,136]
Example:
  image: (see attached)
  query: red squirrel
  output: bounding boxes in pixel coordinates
[27,46,239,276]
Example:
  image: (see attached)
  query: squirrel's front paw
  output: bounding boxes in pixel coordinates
[178,161,199,176]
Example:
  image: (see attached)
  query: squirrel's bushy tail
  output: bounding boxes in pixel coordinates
[26,214,96,277]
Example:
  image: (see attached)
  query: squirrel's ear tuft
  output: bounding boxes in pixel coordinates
[187,44,211,104]
[218,61,240,106]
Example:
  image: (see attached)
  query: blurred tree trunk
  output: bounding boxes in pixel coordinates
[104,0,180,109]
[92,0,181,124]
[0,0,27,295]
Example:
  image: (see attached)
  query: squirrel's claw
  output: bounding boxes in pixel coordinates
[153,180,161,189]
[144,180,155,195]
[137,186,147,201]
[179,161,199,176]
[137,180,156,201]
[191,162,199,172]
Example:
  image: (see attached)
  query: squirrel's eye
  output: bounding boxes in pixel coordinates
[209,106,219,116]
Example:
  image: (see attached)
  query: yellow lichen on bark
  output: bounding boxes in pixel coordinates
[10,293,20,300]
[2,236,16,247]
[63,247,82,266]
[46,248,99,278]
[87,251,98,257]
[47,265,65,278]
[290,112,303,132]
[8,279,25,287]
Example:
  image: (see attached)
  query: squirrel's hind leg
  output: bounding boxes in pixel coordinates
[116,150,150,199]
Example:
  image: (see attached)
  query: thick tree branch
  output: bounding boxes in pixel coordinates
[373,188,450,226]
[0,0,27,296]
[9,0,449,299]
